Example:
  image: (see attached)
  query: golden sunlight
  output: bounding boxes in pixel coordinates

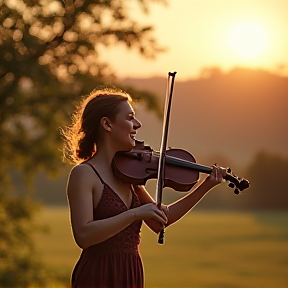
[228,21,268,59]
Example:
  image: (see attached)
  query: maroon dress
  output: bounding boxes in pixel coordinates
[71,164,143,288]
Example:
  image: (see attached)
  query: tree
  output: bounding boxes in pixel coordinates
[0,0,164,174]
[0,0,165,286]
[244,151,288,209]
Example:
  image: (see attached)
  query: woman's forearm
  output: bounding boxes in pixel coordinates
[74,209,136,249]
[166,180,214,226]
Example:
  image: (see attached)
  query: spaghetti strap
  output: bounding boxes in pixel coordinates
[85,162,105,184]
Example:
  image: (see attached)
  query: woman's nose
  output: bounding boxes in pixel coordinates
[134,118,142,129]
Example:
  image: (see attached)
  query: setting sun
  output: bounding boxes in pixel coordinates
[228,22,268,59]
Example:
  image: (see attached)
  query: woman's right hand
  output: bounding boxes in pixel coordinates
[132,203,168,225]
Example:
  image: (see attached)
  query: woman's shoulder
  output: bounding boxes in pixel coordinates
[68,162,102,186]
[67,163,103,197]
[69,162,92,177]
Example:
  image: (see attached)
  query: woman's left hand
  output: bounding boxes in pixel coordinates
[204,164,227,187]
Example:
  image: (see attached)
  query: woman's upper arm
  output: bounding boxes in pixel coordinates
[67,164,102,246]
[133,185,155,204]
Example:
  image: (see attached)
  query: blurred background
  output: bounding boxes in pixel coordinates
[0,0,287,287]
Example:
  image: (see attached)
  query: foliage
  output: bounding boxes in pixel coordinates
[0,0,165,286]
[0,0,164,174]
[0,191,50,288]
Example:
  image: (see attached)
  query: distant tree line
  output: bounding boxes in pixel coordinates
[10,150,288,211]
[191,150,288,211]
[243,151,288,210]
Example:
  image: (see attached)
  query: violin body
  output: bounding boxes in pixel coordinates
[113,140,199,192]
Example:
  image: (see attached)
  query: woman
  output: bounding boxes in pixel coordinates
[63,88,226,288]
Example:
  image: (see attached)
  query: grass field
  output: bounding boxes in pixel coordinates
[34,207,288,288]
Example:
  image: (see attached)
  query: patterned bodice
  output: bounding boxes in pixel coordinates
[85,183,142,253]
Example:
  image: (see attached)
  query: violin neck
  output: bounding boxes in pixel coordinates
[165,155,212,174]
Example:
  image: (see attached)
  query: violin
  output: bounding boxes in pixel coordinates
[114,72,249,245]
[112,140,250,195]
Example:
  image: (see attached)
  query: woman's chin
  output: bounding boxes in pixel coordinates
[119,140,134,152]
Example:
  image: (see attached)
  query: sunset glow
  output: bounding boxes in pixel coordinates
[99,0,288,79]
[229,22,268,59]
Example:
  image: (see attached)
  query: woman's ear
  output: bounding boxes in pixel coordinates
[100,117,112,132]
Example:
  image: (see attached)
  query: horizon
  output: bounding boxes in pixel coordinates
[118,66,288,81]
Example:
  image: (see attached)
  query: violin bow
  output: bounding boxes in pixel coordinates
[156,71,177,244]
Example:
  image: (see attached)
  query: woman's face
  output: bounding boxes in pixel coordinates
[110,101,141,151]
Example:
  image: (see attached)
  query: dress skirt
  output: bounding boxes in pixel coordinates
[72,246,143,288]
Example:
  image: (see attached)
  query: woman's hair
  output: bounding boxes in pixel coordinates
[62,88,132,164]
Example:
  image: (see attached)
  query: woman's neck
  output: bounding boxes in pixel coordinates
[89,142,116,170]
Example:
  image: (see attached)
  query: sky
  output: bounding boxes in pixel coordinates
[99,0,288,80]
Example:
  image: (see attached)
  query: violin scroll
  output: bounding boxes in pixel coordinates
[225,167,250,195]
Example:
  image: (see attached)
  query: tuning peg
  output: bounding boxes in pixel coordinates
[227,167,232,173]
[228,182,235,189]
[234,188,240,195]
